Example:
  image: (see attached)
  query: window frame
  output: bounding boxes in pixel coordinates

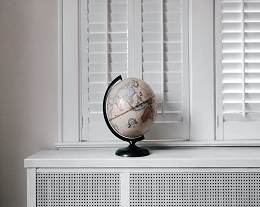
[56,0,260,148]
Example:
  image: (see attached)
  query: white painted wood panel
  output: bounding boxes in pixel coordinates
[62,0,80,142]
[25,147,260,168]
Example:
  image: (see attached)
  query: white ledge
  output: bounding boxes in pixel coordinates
[24,147,260,168]
[55,140,260,148]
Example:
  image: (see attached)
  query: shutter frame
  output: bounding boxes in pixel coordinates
[216,0,260,141]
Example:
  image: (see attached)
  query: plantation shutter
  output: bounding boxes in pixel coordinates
[81,0,129,141]
[137,0,189,140]
[217,0,260,140]
[81,0,189,142]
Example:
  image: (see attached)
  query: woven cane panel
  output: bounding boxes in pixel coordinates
[130,173,260,207]
[36,173,120,207]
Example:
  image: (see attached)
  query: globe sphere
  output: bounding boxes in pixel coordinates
[106,77,157,139]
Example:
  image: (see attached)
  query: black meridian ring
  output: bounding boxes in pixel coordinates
[103,75,145,143]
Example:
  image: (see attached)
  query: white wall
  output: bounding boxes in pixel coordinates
[0,1,58,206]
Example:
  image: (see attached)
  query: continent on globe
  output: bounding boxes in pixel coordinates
[115,83,135,110]
[127,118,138,128]
[141,105,155,123]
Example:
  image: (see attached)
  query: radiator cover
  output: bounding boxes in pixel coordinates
[25,148,260,207]
[36,172,260,207]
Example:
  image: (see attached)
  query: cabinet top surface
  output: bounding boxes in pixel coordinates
[24,147,260,168]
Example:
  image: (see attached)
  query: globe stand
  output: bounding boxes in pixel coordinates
[103,75,150,157]
[115,140,150,157]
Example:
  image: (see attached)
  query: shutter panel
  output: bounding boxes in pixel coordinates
[82,0,129,141]
[218,0,260,140]
[82,0,189,142]
[140,0,189,140]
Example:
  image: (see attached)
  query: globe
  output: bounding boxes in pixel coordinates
[103,75,157,157]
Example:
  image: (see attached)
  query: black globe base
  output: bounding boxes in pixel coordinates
[115,141,150,157]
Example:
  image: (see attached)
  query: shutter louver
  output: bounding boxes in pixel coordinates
[220,0,260,140]
[141,0,189,140]
[84,0,128,140]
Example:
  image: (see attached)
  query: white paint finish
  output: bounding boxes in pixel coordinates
[190,0,215,141]
[57,0,63,143]
[27,168,36,207]
[215,0,260,141]
[59,0,260,146]
[59,0,219,146]
[77,0,190,143]
[62,0,80,142]
[127,0,135,78]
[31,170,260,207]
[80,0,89,141]
[134,0,142,78]
[24,147,260,169]
[224,121,260,140]
[120,173,130,207]
[215,0,224,141]
[0,1,58,207]
[182,0,190,139]
[36,172,121,206]
[55,140,260,148]
[36,167,260,174]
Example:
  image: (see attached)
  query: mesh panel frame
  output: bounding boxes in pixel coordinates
[36,173,120,207]
[129,173,260,207]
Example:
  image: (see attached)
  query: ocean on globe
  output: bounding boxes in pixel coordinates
[106,77,157,139]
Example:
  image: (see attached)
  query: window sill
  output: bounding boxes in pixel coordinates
[55,140,260,149]
[25,146,260,169]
